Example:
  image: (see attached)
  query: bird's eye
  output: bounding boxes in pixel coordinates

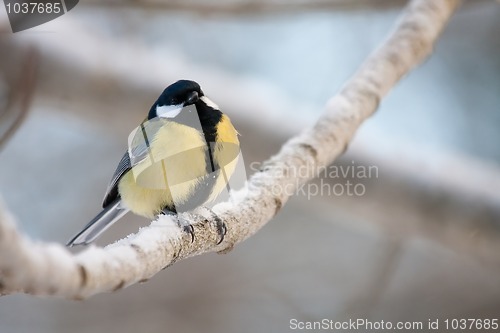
[185,91,199,105]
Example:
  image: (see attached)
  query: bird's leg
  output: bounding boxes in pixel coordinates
[160,208,195,242]
[201,207,226,245]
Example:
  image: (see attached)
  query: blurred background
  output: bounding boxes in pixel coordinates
[1,0,500,332]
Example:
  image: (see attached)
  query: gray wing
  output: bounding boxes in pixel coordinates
[102,151,132,208]
[102,123,159,207]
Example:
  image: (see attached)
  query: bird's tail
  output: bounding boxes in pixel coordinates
[66,199,129,247]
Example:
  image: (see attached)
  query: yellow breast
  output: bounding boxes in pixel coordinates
[208,114,240,202]
[119,121,207,218]
[119,115,240,218]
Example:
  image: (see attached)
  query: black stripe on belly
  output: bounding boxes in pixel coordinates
[161,146,219,214]
[162,101,223,213]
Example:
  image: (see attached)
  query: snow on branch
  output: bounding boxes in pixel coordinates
[0,0,460,299]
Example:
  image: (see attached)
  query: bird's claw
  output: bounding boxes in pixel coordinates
[211,212,226,245]
[160,209,195,242]
[199,207,226,245]
[175,216,195,243]
[183,223,195,243]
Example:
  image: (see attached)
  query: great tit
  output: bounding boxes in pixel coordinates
[67,80,240,246]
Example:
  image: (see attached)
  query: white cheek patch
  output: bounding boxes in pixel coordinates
[201,96,220,110]
[156,104,183,118]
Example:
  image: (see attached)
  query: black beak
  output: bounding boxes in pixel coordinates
[185,91,199,106]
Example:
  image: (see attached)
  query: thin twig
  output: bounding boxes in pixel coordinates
[85,0,407,15]
[0,47,39,151]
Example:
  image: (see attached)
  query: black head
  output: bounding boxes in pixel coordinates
[148,80,204,120]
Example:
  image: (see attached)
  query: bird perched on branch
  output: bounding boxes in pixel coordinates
[67,80,240,246]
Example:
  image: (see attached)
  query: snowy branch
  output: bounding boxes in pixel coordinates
[0,0,460,299]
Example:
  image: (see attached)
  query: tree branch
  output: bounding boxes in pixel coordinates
[0,47,38,151]
[0,0,460,299]
[86,0,408,14]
